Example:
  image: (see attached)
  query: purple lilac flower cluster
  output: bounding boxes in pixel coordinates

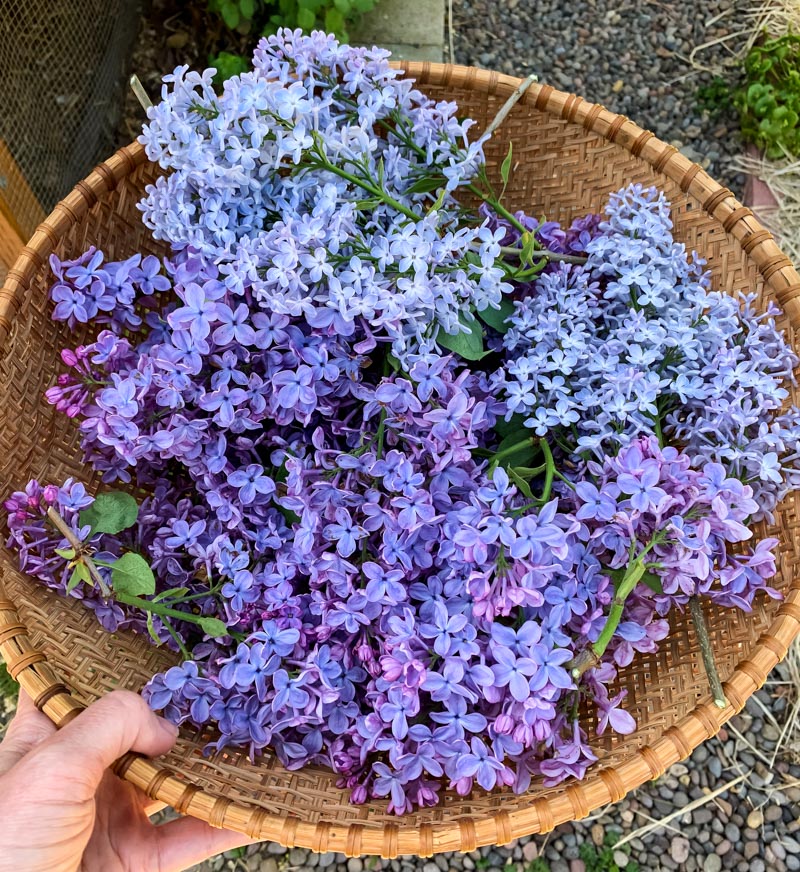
[3,31,795,813]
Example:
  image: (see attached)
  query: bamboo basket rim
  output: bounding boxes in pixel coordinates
[1,62,800,858]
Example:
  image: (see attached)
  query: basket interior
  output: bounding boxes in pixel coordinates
[0,75,796,830]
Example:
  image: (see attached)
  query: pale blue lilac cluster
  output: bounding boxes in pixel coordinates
[494,184,800,520]
[138,28,508,365]
[3,30,795,814]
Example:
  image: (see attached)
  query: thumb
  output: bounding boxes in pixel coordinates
[0,690,57,775]
[23,689,178,798]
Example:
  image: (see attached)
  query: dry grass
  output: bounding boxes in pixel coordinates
[688,1,800,74]
[765,636,800,764]
[729,149,800,288]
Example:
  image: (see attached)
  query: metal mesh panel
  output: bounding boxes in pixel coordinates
[0,0,140,241]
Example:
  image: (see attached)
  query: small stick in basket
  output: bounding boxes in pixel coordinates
[130,74,154,113]
[689,596,728,709]
[483,73,538,139]
[45,506,111,598]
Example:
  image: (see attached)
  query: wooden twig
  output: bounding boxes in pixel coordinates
[483,74,537,139]
[130,74,154,113]
[690,596,728,709]
[45,506,111,597]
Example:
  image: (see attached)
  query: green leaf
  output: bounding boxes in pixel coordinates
[436,312,489,361]
[494,428,537,468]
[500,141,513,187]
[209,51,250,84]
[110,553,156,597]
[386,353,402,372]
[296,6,315,28]
[146,612,162,646]
[334,0,351,13]
[406,176,444,195]
[67,562,89,593]
[476,297,515,333]
[197,616,229,638]
[79,492,139,537]
[152,587,189,603]
[324,6,345,34]
[506,466,534,499]
[494,412,528,439]
[220,0,240,29]
[639,569,664,594]
[352,0,376,10]
[55,547,76,560]
[239,0,256,18]
[608,562,660,593]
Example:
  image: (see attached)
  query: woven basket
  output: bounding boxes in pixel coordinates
[1,63,800,858]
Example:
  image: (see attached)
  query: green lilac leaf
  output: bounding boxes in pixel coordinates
[436,313,489,361]
[66,562,89,593]
[111,552,156,597]
[500,141,513,187]
[55,547,76,560]
[406,176,444,195]
[476,297,515,333]
[146,612,162,646]
[494,428,537,468]
[506,466,534,499]
[494,412,528,439]
[79,492,139,536]
[296,7,316,28]
[221,0,240,29]
[197,616,229,638]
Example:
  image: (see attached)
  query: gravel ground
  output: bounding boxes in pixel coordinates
[451,0,748,198]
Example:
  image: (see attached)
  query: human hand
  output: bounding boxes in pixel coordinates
[0,688,252,872]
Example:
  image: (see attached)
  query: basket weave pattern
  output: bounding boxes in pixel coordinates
[1,64,800,857]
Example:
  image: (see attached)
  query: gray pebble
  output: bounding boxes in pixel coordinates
[725,823,740,843]
[267,843,288,855]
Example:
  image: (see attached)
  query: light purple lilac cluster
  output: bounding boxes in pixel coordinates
[3,31,795,813]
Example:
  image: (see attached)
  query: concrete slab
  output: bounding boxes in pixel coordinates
[350,0,444,63]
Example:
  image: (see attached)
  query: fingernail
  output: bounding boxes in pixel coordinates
[157,716,180,739]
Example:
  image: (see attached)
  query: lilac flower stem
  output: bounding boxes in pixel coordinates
[498,245,588,266]
[570,557,647,679]
[375,408,387,460]
[311,145,420,222]
[689,596,728,708]
[45,506,111,597]
[490,436,537,465]
[537,438,555,504]
[482,74,537,139]
[115,590,215,634]
[470,188,528,234]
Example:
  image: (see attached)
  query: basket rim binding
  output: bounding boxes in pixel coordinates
[1,62,800,858]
